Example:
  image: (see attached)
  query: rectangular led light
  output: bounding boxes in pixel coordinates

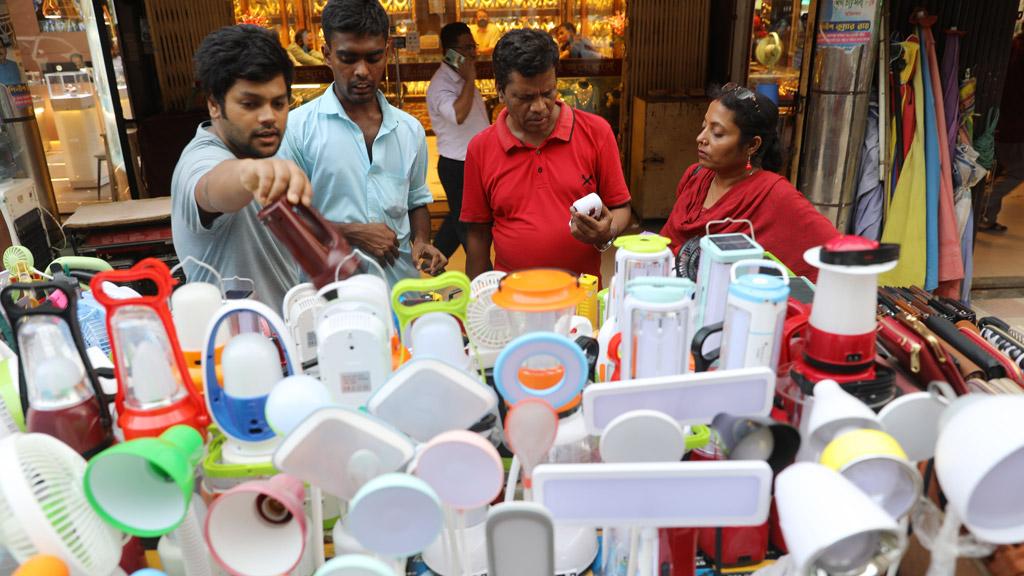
[583,367,775,434]
[532,461,772,528]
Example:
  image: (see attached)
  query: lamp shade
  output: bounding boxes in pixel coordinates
[712,412,800,474]
[820,429,921,519]
[935,395,1024,544]
[83,425,204,537]
[205,474,307,576]
[13,555,68,576]
[600,410,687,464]
[805,380,880,454]
[346,473,443,558]
[775,463,903,575]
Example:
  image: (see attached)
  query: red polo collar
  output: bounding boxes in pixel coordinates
[495,101,575,152]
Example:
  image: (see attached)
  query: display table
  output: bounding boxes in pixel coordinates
[63,196,174,268]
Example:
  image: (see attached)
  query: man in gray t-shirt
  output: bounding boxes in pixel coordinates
[172,25,312,309]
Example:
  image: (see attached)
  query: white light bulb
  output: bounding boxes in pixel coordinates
[171,282,222,351]
[130,339,182,406]
[31,355,89,409]
[222,333,282,399]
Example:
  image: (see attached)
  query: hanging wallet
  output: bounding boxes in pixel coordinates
[924,314,1006,380]
[877,315,968,394]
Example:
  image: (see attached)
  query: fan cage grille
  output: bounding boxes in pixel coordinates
[467,271,513,349]
[0,435,122,573]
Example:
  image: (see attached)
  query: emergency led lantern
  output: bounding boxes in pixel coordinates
[792,236,899,399]
[91,259,209,439]
[775,463,903,575]
[607,234,673,320]
[694,230,764,352]
[1,281,112,457]
[719,259,789,372]
[619,276,695,380]
[317,275,395,408]
[390,271,471,343]
[169,257,226,389]
[283,282,323,367]
[84,424,204,537]
[205,474,308,576]
[203,299,300,464]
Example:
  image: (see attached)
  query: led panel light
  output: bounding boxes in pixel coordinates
[582,367,774,434]
[532,461,772,528]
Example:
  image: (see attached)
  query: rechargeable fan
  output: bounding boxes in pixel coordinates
[0,433,123,576]
[465,271,512,369]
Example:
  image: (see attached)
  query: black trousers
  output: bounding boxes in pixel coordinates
[434,156,467,258]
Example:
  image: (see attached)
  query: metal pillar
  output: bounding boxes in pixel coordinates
[795,0,884,232]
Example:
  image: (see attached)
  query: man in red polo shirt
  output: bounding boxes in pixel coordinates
[460,29,631,280]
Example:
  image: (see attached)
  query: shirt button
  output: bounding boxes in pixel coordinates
[538,167,543,173]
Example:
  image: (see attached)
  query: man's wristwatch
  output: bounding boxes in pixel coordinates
[596,230,615,252]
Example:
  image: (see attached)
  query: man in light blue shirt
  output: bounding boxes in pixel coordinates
[279,0,445,286]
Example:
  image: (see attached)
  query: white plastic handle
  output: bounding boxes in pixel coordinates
[170,256,226,297]
[334,248,388,283]
[705,218,756,240]
[729,259,790,285]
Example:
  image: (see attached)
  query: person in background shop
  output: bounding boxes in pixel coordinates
[660,84,838,281]
[288,28,326,66]
[473,10,501,57]
[171,25,305,309]
[427,22,490,260]
[0,43,21,85]
[554,22,601,59]
[981,31,1024,233]
[69,52,87,70]
[461,29,631,280]
[279,0,446,285]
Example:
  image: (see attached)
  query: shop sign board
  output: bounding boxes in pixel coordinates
[817,0,877,49]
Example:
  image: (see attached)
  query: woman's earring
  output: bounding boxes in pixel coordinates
[745,155,752,172]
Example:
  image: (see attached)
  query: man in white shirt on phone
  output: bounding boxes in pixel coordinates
[426,22,490,259]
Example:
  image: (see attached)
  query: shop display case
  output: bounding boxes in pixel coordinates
[45,71,106,189]
[744,0,809,110]
[738,0,811,173]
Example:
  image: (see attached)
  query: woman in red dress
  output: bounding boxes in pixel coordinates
[661,85,838,281]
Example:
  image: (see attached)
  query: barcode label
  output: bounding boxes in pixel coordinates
[341,372,372,394]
